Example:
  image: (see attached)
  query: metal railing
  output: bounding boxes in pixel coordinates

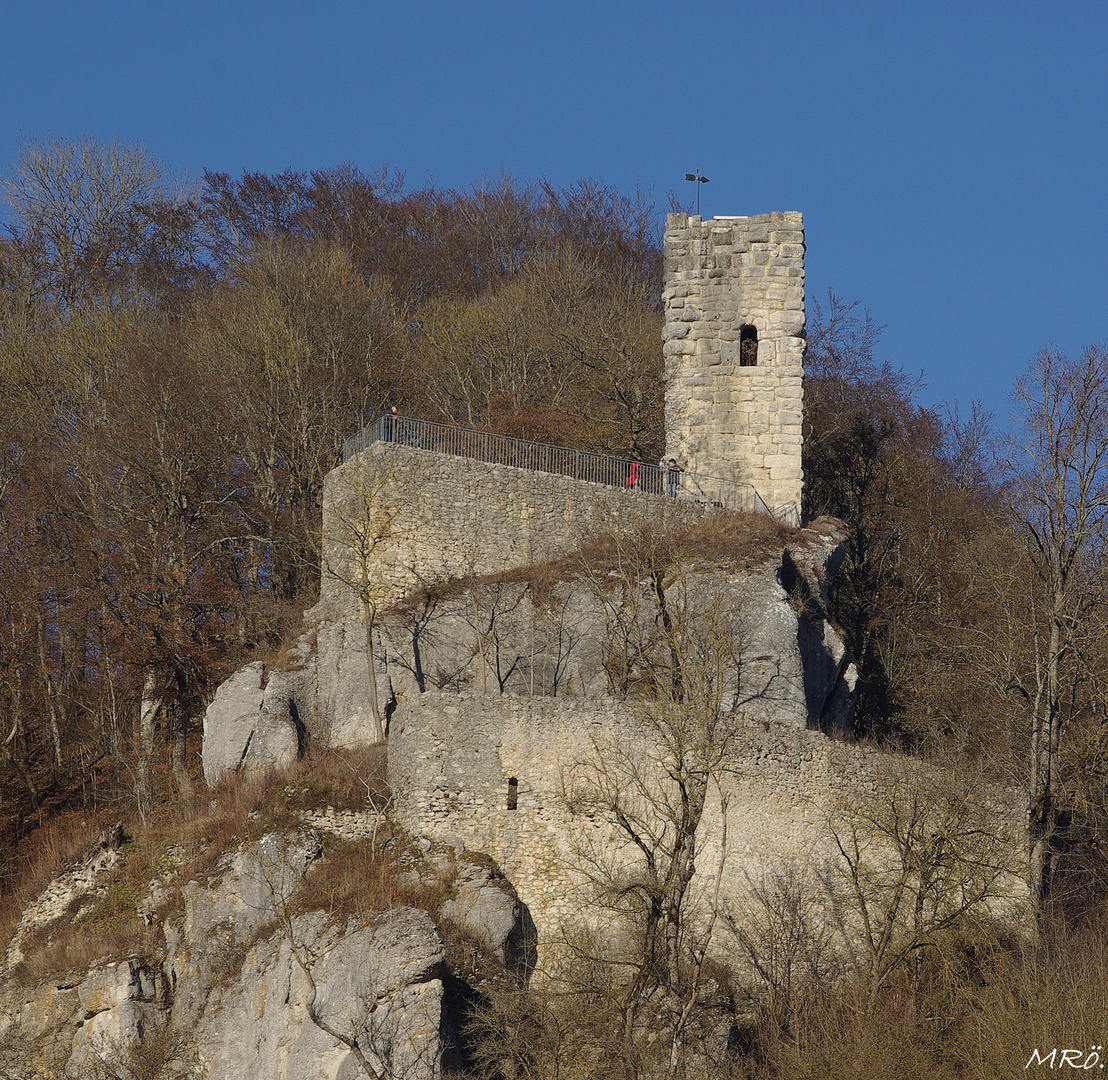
[342,414,770,516]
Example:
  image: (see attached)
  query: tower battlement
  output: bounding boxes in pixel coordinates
[663,211,805,521]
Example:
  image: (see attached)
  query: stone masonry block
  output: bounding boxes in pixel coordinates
[664,209,804,513]
[764,454,800,470]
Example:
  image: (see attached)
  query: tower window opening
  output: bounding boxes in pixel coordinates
[739,324,759,367]
[507,777,519,810]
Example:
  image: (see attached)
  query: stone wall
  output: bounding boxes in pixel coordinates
[663,211,805,519]
[388,694,1026,949]
[312,441,715,619]
[311,206,806,620]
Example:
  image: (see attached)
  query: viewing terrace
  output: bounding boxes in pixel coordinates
[342,414,771,517]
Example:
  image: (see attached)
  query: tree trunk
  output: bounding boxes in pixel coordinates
[5,686,40,813]
[362,606,384,743]
[1030,603,1065,917]
[136,670,161,823]
[169,699,195,806]
[664,778,707,992]
[35,613,63,773]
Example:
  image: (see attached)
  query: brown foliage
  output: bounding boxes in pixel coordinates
[0,149,669,845]
[804,293,1017,754]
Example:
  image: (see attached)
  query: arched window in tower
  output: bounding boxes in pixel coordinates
[739,324,759,367]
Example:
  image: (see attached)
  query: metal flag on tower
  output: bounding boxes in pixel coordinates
[684,168,710,215]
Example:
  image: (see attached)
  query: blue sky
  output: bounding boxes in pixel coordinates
[2,1,1106,422]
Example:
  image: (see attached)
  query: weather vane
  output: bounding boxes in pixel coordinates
[684,168,710,215]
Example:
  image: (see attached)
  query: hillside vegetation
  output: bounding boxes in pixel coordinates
[3,137,1108,1075]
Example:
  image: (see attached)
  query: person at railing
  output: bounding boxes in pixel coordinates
[664,457,684,499]
[382,405,399,442]
[625,461,641,490]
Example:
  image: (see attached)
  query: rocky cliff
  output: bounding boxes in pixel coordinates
[203,517,858,787]
[0,813,532,1079]
[0,513,1029,1076]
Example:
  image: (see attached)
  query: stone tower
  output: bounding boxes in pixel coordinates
[663,211,805,522]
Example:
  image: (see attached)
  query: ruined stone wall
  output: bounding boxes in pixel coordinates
[312,442,713,620]
[663,212,805,519]
[388,694,1026,949]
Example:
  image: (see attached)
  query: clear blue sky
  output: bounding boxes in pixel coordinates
[2,0,1106,422]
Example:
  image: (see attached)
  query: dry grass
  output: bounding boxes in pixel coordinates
[16,882,161,987]
[164,745,388,894]
[267,623,318,673]
[4,746,392,985]
[292,830,455,925]
[663,511,810,570]
[293,834,399,920]
[0,810,104,967]
[955,935,1108,1078]
[11,821,185,984]
[738,928,1108,1080]
[270,743,389,814]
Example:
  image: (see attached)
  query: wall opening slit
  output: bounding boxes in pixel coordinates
[739,324,758,366]
[507,777,519,810]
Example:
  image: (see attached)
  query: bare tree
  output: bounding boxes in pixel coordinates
[825,758,1021,1020]
[1007,346,1108,916]
[461,580,530,695]
[565,533,755,1076]
[190,236,395,600]
[728,863,837,1039]
[2,135,184,313]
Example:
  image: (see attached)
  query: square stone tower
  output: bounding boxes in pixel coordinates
[663,211,805,522]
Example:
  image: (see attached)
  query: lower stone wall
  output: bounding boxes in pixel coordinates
[388,693,1027,952]
[312,443,713,620]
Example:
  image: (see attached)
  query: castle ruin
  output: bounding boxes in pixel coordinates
[313,209,807,619]
[204,208,1030,958]
[663,212,805,522]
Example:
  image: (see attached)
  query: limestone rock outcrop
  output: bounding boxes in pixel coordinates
[0,826,533,1078]
[415,841,538,979]
[199,667,281,788]
[202,523,858,781]
[196,907,445,1080]
[203,619,384,786]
